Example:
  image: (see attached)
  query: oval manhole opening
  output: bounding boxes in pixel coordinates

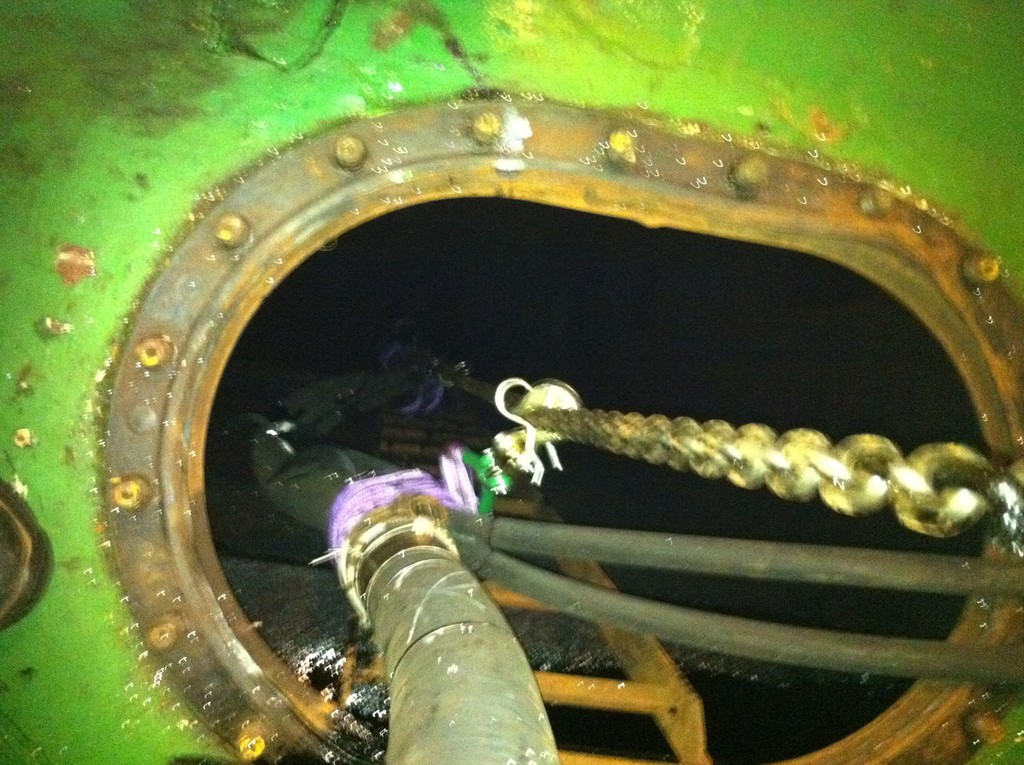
[206,196,985,763]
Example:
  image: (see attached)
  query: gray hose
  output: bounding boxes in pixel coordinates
[489,517,1024,597]
[365,546,559,765]
[453,531,1024,684]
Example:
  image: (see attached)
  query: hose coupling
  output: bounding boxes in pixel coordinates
[327,446,481,624]
[343,493,457,622]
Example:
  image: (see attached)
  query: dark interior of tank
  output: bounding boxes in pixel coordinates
[204,197,986,764]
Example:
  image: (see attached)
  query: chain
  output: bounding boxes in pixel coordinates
[520,407,1024,539]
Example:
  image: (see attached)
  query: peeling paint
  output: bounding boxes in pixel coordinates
[13,364,34,397]
[13,429,35,448]
[55,244,97,286]
[374,9,417,50]
[809,106,847,144]
[772,102,848,145]
[40,317,74,336]
[202,0,347,72]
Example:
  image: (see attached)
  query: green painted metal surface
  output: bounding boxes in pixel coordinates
[0,1,1021,763]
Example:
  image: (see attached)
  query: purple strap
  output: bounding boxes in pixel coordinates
[438,443,479,513]
[327,444,477,550]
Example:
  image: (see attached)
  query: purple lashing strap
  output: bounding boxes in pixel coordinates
[396,378,445,416]
[327,444,478,551]
[439,443,479,514]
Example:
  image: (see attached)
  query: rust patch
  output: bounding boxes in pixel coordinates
[371,1,481,83]
[809,106,848,143]
[14,364,33,397]
[771,102,848,144]
[55,243,97,285]
[373,9,415,50]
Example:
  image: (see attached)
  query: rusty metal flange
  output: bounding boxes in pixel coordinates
[104,98,1024,763]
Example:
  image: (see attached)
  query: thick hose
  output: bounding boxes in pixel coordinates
[489,517,1024,597]
[364,546,559,765]
[453,531,1024,684]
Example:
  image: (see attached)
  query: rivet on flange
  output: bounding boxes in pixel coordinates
[858,187,893,217]
[608,130,637,166]
[964,710,1005,745]
[215,214,251,249]
[334,134,368,171]
[238,731,266,761]
[135,335,174,368]
[471,111,503,145]
[147,620,179,651]
[963,254,1002,286]
[128,405,158,434]
[109,475,152,511]
[729,155,769,200]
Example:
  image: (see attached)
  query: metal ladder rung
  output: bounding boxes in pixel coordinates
[560,752,680,765]
[535,671,665,715]
[486,580,549,610]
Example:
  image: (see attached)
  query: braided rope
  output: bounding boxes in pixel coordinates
[523,407,1024,539]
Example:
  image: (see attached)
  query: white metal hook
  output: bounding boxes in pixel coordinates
[494,377,545,484]
[494,377,535,445]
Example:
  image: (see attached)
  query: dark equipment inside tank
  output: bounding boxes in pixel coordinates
[203,196,1000,764]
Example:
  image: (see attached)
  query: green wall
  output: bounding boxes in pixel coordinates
[0,2,1021,762]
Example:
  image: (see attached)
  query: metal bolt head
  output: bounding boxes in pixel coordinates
[608,130,637,166]
[963,254,1001,285]
[729,156,769,199]
[238,732,266,761]
[334,134,368,170]
[128,405,158,435]
[858,187,893,217]
[109,475,152,511]
[147,620,179,651]
[135,335,174,368]
[471,111,503,145]
[215,213,250,249]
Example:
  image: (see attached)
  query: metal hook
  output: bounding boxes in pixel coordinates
[494,378,545,483]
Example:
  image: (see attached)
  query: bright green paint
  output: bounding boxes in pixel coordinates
[0,2,474,762]
[0,1,1021,763]
[971,701,1024,764]
[453,0,1024,262]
